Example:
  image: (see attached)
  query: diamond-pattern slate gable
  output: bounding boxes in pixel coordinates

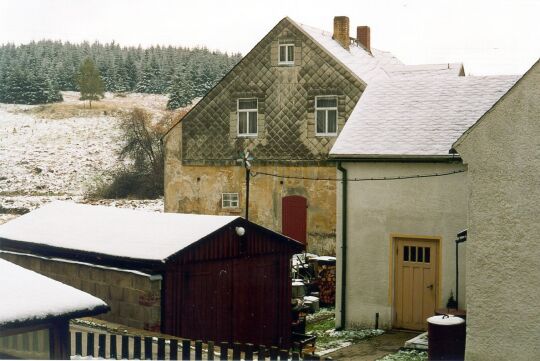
[181,18,364,164]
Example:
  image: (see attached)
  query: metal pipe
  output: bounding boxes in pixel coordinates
[337,162,348,330]
[455,230,467,307]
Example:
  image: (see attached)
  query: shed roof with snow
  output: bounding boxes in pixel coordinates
[329,75,519,158]
[0,258,108,328]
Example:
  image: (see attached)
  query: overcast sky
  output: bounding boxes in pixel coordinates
[0,0,538,75]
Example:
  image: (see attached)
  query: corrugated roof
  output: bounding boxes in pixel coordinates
[0,258,108,326]
[0,202,239,262]
[330,75,519,157]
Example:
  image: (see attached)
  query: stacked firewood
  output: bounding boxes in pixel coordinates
[317,264,336,305]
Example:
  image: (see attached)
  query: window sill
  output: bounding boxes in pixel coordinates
[278,62,295,66]
[223,208,243,214]
[315,134,338,137]
[237,134,258,138]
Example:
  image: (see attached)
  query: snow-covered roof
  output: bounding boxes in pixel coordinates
[0,258,108,326]
[296,21,463,83]
[330,75,519,157]
[0,201,240,261]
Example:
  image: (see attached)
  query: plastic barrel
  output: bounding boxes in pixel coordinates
[427,315,465,360]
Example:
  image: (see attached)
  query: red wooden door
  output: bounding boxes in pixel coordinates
[282,195,307,244]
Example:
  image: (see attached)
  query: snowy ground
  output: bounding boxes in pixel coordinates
[0,92,167,224]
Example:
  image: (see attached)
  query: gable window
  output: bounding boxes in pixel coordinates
[237,98,258,136]
[278,44,294,65]
[222,193,239,208]
[315,96,338,136]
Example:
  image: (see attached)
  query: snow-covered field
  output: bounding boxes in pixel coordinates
[0,92,167,224]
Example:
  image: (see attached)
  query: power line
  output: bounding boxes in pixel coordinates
[250,169,466,182]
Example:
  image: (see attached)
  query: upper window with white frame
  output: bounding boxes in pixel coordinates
[278,44,294,65]
[222,193,239,208]
[315,96,338,136]
[237,98,258,136]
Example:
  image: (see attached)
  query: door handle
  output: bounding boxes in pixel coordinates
[427,284,434,290]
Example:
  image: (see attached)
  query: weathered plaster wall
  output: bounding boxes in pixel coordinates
[336,162,467,329]
[455,63,540,361]
[1,253,162,331]
[165,147,336,255]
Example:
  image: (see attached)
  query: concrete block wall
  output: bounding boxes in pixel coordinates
[1,253,161,331]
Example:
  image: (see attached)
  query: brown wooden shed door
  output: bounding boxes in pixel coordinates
[394,238,438,330]
[282,196,307,244]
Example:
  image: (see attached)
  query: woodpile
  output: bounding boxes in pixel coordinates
[317,264,336,305]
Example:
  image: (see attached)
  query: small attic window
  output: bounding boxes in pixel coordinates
[278,44,294,65]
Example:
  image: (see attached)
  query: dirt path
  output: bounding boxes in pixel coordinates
[324,330,418,361]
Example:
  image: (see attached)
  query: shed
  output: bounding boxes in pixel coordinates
[0,202,304,348]
[0,258,108,359]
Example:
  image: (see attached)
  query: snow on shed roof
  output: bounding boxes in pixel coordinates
[0,258,107,326]
[0,201,239,262]
[330,75,519,157]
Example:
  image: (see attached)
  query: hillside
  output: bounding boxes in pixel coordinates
[0,92,169,224]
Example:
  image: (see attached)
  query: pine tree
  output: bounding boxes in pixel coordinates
[77,58,104,108]
[167,70,195,110]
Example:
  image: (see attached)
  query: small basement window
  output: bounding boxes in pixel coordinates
[237,99,258,136]
[315,96,338,136]
[222,193,239,208]
[279,44,294,65]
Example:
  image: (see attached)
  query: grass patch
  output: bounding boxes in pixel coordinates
[377,349,428,361]
[15,102,124,119]
[306,308,384,352]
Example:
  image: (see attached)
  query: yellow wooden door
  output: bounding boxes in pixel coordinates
[394,238,438,330]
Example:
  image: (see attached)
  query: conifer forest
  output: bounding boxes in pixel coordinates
[0,40,241,108]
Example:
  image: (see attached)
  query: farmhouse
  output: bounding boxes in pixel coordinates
[329,74,518,330]
[163,16,463,256]
[0,201,303,348]
[452,59,540,360]
[0,258,108,359]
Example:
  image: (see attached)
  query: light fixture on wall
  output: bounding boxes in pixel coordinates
[235,226,245,237]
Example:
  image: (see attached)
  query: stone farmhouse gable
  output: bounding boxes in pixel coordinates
[177,16,373,164]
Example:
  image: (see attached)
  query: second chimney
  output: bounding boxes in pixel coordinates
[333,16,350,50]
[357,26,371,52]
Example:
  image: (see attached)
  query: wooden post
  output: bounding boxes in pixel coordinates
[182,339,191,360]
[86,332,95,357]
[144,337,153,360]
[232,342,241,360]
[110,334,117,359]
[98,334,106,359]
[269,346,279,361]
[121,335,129,359]
[220,342,228,361]
[49,320,70,360]
[244,343,254,361]
[195,340,203,360]
[207,341,215,361]
[157,338,165,360]
[279,349,289,360]
[170,339,178,360]
[75,332,82,356]
[133,336,141,359]
[257,345,266,361]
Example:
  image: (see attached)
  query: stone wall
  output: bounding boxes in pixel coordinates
[164,150,337,255]
[1,253,161,331]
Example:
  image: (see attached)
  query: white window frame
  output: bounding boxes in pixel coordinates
[222,193,239,208]
[237,98,258,137]
[315,95,338,136]
[278,44,295,65]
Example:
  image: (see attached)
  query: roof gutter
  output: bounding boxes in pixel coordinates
[329,154,462,163]
[336,161,348,330]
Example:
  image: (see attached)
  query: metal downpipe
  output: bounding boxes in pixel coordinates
[337,161,348,330]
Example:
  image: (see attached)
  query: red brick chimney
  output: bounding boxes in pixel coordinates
[356,26,371,52]
[333,16,350,50]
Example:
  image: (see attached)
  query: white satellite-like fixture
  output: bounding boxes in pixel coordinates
[235,226,245,236]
